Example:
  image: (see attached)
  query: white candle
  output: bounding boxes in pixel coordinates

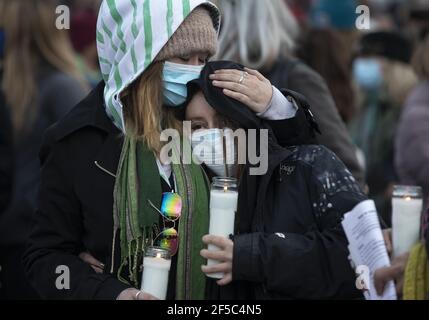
[392,197,423,257]
[207,187,238,279]
[141,252,171,300]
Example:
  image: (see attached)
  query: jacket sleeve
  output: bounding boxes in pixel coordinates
[0,94,13,214]
[23,132,129,300]
[288,65,365,187]
[263,89,319,147]
[232,148,366,299]
[395,101,429,195]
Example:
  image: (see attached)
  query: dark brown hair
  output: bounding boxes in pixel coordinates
[297,28,357,123]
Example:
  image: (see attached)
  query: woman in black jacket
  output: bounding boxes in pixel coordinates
[185,61,366,299]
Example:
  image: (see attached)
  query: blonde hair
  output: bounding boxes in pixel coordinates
[214,0,299,70]
[122,62,182,154]
[412,35,429,80]
[1,0,85,136]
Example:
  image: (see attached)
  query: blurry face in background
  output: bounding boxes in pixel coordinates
[353,56,384,91]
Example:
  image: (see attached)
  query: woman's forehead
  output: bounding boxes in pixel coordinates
[187,91,217,117]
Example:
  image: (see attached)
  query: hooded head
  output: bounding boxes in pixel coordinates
[96,0,220,132]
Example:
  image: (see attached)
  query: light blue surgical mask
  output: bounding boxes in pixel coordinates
[191,128,238,177]
[353,58,383,91]
[163,61,204,107]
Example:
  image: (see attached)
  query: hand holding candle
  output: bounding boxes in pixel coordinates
[201,235,234,286]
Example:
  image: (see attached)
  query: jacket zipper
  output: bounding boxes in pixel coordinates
[94,161,116,178]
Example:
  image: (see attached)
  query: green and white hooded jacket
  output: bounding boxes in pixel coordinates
[95,0,220,300]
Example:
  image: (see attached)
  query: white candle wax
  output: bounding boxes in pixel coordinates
[392,197,423,257]
[141,255,171,300]
[207,189,238,279]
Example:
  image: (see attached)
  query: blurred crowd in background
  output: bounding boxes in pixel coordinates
[1,0,429,299]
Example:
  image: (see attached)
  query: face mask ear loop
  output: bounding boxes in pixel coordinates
[223,130,229,177]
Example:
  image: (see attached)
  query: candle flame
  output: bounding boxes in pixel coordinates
[156,253,162,259]
[405,196,412,201]
[224,186,228,192]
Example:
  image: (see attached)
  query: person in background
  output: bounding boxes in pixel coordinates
[310,0,358,31]
[308,0,361,58]
[0,98,13,215]
[285,0,312,27]
[0,1,13,216]
[350,31,418,226]
[0,92,14,301]
[214,0,365,187]
[0,0,87,299]
[69,8,102,88]
[405,0,429,45]
[396,35,429,206]
[297,28,357,124]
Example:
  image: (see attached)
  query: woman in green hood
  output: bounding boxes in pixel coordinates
[23,0,293,300]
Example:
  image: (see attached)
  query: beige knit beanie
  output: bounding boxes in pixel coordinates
[155,6,218,61]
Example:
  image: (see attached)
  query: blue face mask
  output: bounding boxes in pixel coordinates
[353,58,383,91]
[163,61,204,107]
[0,29,5,60]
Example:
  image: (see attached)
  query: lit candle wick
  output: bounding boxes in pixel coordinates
[405,196,412,201]
[224,186,228,192]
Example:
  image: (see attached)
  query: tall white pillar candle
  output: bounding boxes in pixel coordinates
[392,186,423,257]
[141,247,171,300]
[207,181,238,279]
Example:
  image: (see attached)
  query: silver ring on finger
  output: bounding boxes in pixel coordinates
[135,291,142,299]
[238,71,247,85]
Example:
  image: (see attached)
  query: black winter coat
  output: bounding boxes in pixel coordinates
[194,61,366,300]
[231,144,366,299]
[23,83,130,299]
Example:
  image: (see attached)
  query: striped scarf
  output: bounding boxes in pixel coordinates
[112,136,210,299]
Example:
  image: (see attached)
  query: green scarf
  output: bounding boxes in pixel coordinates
[111,136,210,300]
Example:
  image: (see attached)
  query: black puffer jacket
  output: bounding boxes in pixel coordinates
[194,61,366,300]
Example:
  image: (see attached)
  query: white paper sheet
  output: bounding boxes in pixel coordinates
[342,200,397,300]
